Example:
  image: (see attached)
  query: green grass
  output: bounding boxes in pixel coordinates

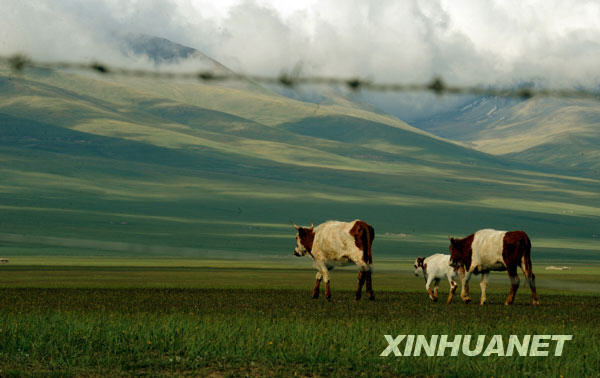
[0,261,598,375]
[0,285,597,376]
[1,258,599,293]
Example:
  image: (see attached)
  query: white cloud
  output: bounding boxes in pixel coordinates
[1,0,599,88]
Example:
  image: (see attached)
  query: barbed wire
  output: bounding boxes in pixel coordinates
[1,54,599,100]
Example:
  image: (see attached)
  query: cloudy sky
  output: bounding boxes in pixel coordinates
[2,0,600,89]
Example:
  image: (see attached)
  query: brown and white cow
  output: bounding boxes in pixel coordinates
[292,219,375,301]
[449,229,539,305]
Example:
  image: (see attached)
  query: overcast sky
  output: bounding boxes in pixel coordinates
[2,0,600,89]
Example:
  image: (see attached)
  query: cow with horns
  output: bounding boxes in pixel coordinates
[292,219,375,301]
[449,229,540,305]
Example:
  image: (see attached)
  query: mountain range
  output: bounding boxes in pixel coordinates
[0,35,598,261]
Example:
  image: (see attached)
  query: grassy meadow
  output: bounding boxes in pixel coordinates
[0,259,599,376]
[1,64,600,376]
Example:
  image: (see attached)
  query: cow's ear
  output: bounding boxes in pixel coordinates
[449,236,455,244]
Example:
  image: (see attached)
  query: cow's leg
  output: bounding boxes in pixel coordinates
[312,272,323,299]
[505,265,520,305]
[447,277,458,304]
[325,280,332,301]
[425,276,437,302]
[357,268,375,301]
[314,262,332,301]
[433,278,440,301]
[356,270,366,300]
[351,256,374,301]
[521,256,540,305]
[460,267,473,303]
[479,272,489,305]
[365,268,375,300]
[322,267,332,301]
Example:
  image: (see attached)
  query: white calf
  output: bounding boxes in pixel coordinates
[413,253,458,303]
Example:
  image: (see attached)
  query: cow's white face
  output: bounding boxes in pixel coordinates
[413,257,425,276]
[292,224,314,257]
[294,234,308,256]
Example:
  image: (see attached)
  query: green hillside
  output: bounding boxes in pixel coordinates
[1,67,599,261]
[417,96,600,175]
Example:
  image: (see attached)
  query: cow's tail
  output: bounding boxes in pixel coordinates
[521,233,533,273]
[361,223,374,265]
[519,231,539,305]
[363,223,376,300]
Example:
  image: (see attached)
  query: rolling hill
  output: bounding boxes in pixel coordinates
[414,96,600,176]
[1,45,599,262]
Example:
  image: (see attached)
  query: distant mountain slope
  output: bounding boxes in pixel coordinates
[120,34,232,73]
[0,70,502,179]
[279,115,503,167]
[0,63,599,261]
[415,96,600,175]
[120,34,394,117]
[415,96,522,140]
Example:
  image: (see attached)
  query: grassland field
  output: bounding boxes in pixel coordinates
[0,257,598,376]
[1,63,600,376]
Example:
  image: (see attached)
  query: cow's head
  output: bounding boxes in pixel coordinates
[292,222,315,257]
[413,257,425,276]
[449,237,464,269]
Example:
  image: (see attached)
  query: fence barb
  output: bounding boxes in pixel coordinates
[1,54,598,100]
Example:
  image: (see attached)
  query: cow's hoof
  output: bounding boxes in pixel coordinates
[368,295,375,301]
[504,301,512,306]
[355,294,362,301]
[463,298,472,304]
[326,296,332,302]
[480,301,486,306]
[312,295,319,299]
[532,300,540,306]
[432,296,438,302]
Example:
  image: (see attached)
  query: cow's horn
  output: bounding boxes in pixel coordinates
[310,222,314,229]
[290,220,300,230]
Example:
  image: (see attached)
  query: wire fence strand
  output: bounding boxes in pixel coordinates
[1,54,599,100]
